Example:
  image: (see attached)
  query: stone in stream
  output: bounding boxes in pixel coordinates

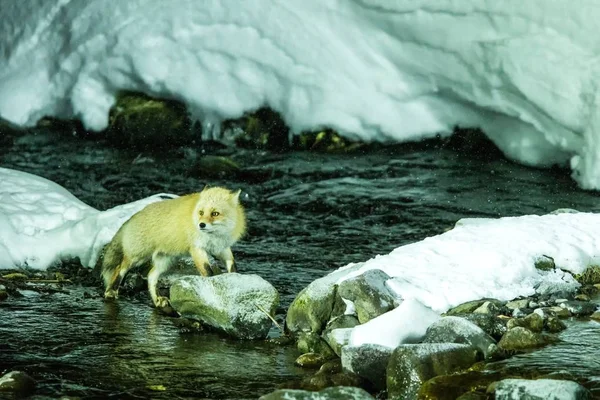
[322,315,360,356]
[506,312,544,333]
[169,273,279,340]
[0,371,36,395]
[386,343,480,400]
[259,386,375,400]
[341,344,393,390]
[489,378,591,400]
[497,327,549,351]
[337,269,396,323]
[422,316,496,358]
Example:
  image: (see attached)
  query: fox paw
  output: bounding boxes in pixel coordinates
[154,296,171,308]
[104,289,119,300]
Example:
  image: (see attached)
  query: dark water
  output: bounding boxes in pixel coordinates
[2,130,600,398]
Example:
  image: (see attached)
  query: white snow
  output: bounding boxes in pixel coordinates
[349,298,440,348]
[2,1,600,187]
[0,167,174,270]
[322,211,600,349]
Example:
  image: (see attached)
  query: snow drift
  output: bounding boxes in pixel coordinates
[0,167,172,270]
[2,1,600,187]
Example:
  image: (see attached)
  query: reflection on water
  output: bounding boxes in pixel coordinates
[0,288,307,399]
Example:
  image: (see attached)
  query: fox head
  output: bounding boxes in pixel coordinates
[194,187,242,234]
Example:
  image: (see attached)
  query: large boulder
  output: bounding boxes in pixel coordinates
[337,269,396,323]
[0,371,36,395]
[422,316,496,358]
[259,386,374,400]
[490,379,591,400]
[387,343,480,400]
[169,274,279,340]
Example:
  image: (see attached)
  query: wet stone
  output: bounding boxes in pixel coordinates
[341,344,392,390]
[559,301,597,317]
[422,316,496,358]
[506,299,530,310]
[285,279,337,335]
[322,315,360,356]
[460,313,507,341]
[545,316,567,333]
[489,378,591,400]
[337,269,395,323]
[498,327,549,351]
[574,294,590,302]
[297,332,336,359]
[506,313,543,333]
[590,311,600,322]
[295,353,328,369]
[259,386,375,400]
[446,300,489,315]
[387,343,480,400]
[0,290,7,301]
[0,371,36,394]
[512,308,534,318]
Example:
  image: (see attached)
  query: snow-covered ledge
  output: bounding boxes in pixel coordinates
[286,210,600,348]
[2,1,600,188]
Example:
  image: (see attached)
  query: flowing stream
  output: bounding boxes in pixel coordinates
[1,129,600,399]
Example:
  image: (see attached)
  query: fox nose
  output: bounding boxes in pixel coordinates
[199,222,206,229]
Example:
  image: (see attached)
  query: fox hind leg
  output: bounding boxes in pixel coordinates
[216,247,236,273]
[148,253,172,308]
[104,257,131,300]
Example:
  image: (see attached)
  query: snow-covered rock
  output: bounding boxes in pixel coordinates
[337,269,396,323]
[4,1,600,188]
[491,379,591,400]
[169,274,279,340]
[422,316,496,359]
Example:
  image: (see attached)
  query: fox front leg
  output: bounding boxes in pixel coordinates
[190,247,213,276]
[217,247,237,273]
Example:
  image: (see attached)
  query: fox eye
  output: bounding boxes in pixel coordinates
[211,211,220,217]
[199,211,204,216]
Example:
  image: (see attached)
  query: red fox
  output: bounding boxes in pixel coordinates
[101,186,246,308]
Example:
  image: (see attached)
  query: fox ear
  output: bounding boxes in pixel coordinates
[201,184,209,192]
[231,189,242,203]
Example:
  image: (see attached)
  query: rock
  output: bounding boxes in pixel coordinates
[337,269,396,323]
[194,156,240,179]
[322,315,360,356]
[0,371,36,394]
[548,208,580,215]
[341,344,393,390]
[460,314,507,340]
[169,274,279,340]
[446,300,489,315]
[386,343,480,400]
[498,327,549,351]
[590,311,600,322]
[419,370,506,400]
[535,279,579,297]
[106,91,192,150]
[297,332,336,359]
[286,265,366,335]
[472,301,508,316]
[506,313,543,333]
[574,265,600,285]
[537,306,572,319]
[295,353,327,369]
[574,294,590,302]
[559,301,597,317]
[546,316,567,333]
[323,328,354,357]
[260,386,375,400]
[0,290,7,301]
[1,273,27,281]
[489,378,591,400]
[506,299,530,310]
[534,255,556,271]
[512,308,534,318]
[121,272,146,294]
[422,316,496,358]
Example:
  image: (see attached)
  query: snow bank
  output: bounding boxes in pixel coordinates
[2,1,600,187]
[333,211,600,347]
[0,167,173,269]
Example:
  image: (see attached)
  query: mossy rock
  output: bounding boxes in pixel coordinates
[292,130,363,153]
[106,91,192,150]
[418,370,510,400]
[574,265,600,285]
[192,155,240,178]
[223,107,289,152]
[534,256,555,272]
